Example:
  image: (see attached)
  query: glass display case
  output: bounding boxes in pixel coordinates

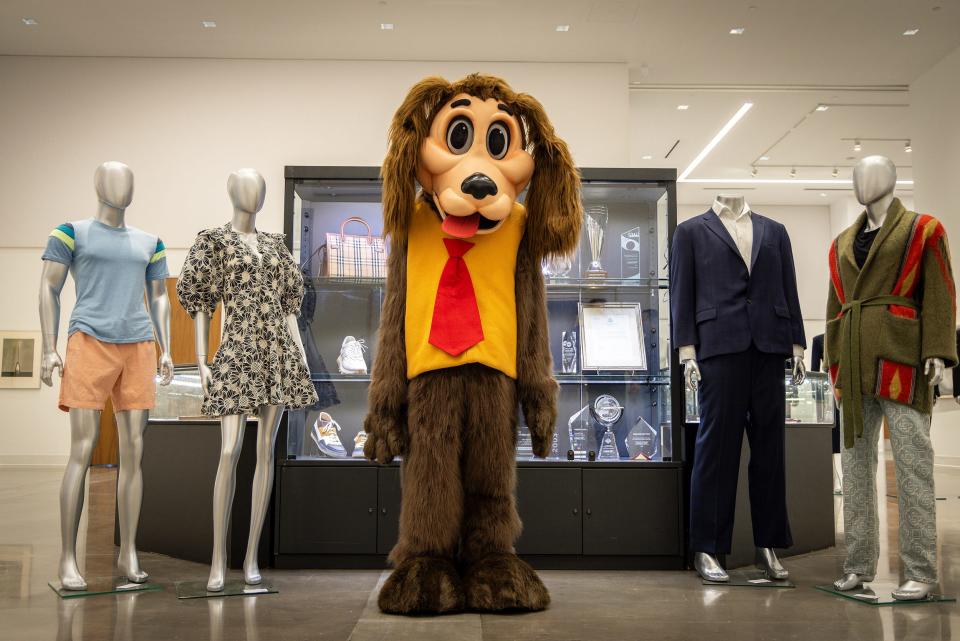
[151,366,205,420]
[283,167,680,464]
[684,371,835,425]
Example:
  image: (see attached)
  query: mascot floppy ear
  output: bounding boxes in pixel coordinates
[381,76,452,241]
[512,93,582,259]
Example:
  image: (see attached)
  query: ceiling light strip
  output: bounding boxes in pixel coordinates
[683,179,915,185]
[678,102,753,182]
[628,83,908,93]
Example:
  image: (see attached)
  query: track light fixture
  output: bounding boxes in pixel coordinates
[905,140,912,153]
[853,140,862,152]
[832,167,839,178]
[751,166,758,177]
[789,167,797,179]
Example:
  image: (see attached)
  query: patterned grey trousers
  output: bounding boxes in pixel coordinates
[840,395,937,583]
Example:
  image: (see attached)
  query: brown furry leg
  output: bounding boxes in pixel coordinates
[460,367,549,612]
[379,369,467,615]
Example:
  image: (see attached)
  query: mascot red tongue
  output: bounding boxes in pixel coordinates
[441,212,481,238]
[363,73,581,616]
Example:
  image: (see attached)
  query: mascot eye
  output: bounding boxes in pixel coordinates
[487,122,510,160]
[446,117,474,155]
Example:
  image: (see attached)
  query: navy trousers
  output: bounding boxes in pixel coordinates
[689,346,793,554]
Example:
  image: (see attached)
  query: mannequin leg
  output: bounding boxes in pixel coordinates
[839,396,883,580]
[114,409,150,582]
[208,414,246,592]
[882,399,937,585]
[243,404,284,585]
[58,408,100,590]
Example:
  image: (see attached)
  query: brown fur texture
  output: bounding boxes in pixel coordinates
[366,74,579,615]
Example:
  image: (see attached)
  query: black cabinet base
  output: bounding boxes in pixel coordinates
[274,554,685,571]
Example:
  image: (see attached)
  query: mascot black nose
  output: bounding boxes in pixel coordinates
[461,173,498,199]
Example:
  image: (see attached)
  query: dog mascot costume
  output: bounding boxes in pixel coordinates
[363,74,582,614]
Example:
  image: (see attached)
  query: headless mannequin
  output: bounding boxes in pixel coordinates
[194,169,309,591]
[833,155,942,600]
[684,193,806,582]
[39,161,174,590]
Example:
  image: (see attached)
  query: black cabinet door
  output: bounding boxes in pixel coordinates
[582,468,680,556]
[377,466,402,554]
[515,467,582,555]
[278,466,378,554]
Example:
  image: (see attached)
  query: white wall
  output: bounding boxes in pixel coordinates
[0,56,629,465]
[679,204,833,364]
[910,45,960,463]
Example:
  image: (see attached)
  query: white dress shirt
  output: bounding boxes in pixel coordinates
[679,200,803,362]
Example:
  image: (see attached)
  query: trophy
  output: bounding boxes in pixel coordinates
[625,416,659,461]
[567,405,597,461]
[516,424,534,459]
[561,330,578,374]
[542,253,573,279]
[593,394,623,461]
[584,205,609,278]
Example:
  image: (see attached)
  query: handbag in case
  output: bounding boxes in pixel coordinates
[322,217,386,279]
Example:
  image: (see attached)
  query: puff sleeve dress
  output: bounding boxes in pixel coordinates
[177,223,318,417]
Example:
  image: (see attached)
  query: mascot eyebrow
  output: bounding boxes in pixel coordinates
[448,96,514,116]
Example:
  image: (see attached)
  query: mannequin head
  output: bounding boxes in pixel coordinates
[94,161,134,210]
[852,156,896,206]
[227,169,266,215]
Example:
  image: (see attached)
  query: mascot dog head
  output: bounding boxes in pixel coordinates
[382,74,581,257]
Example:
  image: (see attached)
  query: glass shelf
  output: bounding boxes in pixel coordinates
[684,371,836,425]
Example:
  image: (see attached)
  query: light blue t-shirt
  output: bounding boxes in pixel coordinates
[41,219,169,343]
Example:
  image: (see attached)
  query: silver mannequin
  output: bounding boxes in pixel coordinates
[39,161,174,590]
[685,193,802,582]
[194,169,309,592]
[833,155,941,601]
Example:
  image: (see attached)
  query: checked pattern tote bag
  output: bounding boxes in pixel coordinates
[322,217,387,279]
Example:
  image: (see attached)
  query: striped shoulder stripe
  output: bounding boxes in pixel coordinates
[49,223,75,250]
[150,238,167,263]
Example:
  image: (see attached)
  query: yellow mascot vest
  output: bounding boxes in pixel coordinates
[405,199,525,380]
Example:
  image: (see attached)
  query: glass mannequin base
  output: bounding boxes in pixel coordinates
[816,581,955,606]
[701,569,795,588]
[48,578,162,599]
[175,580,278,600]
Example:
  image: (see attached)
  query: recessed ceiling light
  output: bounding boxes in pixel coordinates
[815,104,829,112]
[642,155,653,160]
[677,104,689,110]
[21,17,38,26]
[759,155,770,161]
[903,28,920,36]
[380,23,395,30]
[820,193,827,197]
[201,20,217,28]
[729,27,745,35]
[555,24,570,32]
[905,140,913,153]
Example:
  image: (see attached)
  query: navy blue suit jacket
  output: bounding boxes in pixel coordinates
[669,210,806,361]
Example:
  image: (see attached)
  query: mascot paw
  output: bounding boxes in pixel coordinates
[363,421,407,464]
[463,553,550,612]
[377,556,465,615]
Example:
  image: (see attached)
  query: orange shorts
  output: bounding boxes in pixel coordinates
[59,332,157,412]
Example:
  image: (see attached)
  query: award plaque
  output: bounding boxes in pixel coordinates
[625,416,660,461]
[567,405,597,461]
[549,431,561,459]
[516,425,534,458]
[561,330,578,374]
[584,205,608,278]
[620,226,643,279]
[579,303,647,371]
[593,394,624,461]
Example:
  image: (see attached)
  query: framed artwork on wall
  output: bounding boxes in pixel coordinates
[0,331,42,389]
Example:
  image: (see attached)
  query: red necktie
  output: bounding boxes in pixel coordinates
[429,238,484,356]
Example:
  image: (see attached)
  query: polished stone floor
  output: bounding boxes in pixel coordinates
[1,460,959,641]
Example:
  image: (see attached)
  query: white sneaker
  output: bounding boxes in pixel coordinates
[337,336,368,374]
[311,412,347,458]
[352,431,368,458]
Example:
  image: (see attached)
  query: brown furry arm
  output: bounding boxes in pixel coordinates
[515,239,558,458]
[363,239,410,464]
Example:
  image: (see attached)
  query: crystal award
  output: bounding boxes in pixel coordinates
[516,424,534,459]
[568,405,597,461]
[561,330,578,374]
[593,394,624,461]
[625,416,660,461]
[584,205,609,278]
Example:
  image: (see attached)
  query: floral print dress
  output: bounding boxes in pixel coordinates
[177,223,318,416]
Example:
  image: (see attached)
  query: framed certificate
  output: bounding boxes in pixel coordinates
[578,303,646,371]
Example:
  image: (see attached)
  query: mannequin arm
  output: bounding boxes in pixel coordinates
[193,311,213,395]
[925,358,945,387]
[683,358,702,392]
[285,314,308,369]
[146,279,174,385]
[38,260,69,386]
[792,355,806,385]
